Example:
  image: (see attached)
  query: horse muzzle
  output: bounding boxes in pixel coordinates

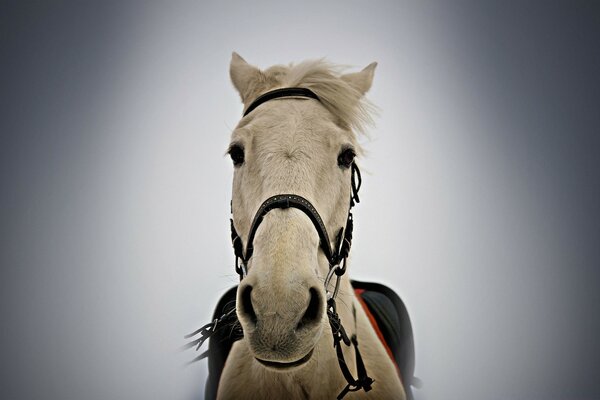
[237,281,325,366]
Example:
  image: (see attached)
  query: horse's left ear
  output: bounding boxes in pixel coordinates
[341,62,377,97]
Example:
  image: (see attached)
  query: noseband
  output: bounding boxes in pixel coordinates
[230,169,361,294]
[187,87,374,399]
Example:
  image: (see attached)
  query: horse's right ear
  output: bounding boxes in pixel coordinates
[230,52,263,103]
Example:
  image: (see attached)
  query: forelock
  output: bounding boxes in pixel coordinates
[261,60,376,136]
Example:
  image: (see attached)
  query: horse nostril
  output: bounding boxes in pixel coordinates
[240,285,257,325]
[297,287,322,331]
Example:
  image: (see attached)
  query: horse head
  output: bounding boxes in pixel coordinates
[228,53,376,369]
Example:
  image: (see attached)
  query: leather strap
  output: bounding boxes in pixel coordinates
[242,194,336,265]
[328,300,374,399]
[243,87,320,117]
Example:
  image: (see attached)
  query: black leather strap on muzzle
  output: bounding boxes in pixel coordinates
[230,159,362,280]
[231,194,342,270]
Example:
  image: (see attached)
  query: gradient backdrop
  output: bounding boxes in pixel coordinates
[1,1,599,399]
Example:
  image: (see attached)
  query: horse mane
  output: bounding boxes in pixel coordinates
[262,60,376,135]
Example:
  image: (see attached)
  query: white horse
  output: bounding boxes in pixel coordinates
[218,53,406,399]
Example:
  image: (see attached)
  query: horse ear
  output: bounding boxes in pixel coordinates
[341,62,377,97]
[230,52,263,103]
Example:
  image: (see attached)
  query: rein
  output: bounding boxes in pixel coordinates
[186,88,373,399]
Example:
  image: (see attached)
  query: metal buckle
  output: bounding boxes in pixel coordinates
[235,257,248,279]
[325,263,342,300]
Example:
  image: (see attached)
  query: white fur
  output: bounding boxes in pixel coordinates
[220,53,405,400]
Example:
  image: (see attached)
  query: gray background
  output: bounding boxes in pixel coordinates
[1,1,599,399]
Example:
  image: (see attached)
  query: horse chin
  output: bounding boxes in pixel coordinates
[254,348,314,371]
[242,308,325,372]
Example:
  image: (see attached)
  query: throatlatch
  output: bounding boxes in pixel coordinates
[185,87,372,398]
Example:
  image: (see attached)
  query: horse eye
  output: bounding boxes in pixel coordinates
[229,145,245,167]
[337,148,356,168]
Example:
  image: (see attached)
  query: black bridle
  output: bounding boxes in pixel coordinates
[230,164,361,280]
[186,88,374,399]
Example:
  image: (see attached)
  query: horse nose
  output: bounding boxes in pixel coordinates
[238,283,323,331]
[296,287,323,331]
[238,284,257,326]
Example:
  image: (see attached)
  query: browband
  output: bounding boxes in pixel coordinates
[243,87,320,116]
